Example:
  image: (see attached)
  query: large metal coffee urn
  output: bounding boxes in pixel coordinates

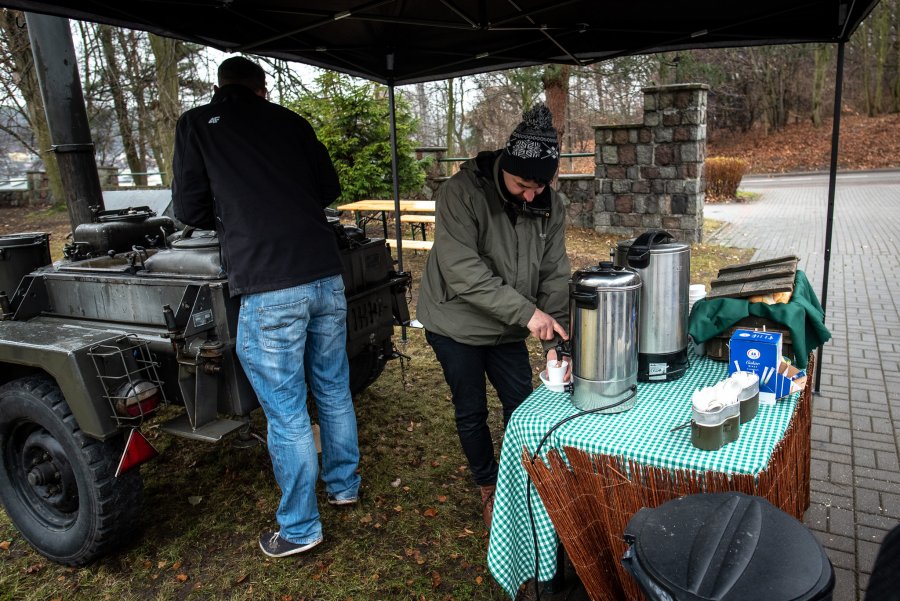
[615,230,690,382]
[568,262,641,413]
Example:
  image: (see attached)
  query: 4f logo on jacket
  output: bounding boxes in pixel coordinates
[208,116,220,124]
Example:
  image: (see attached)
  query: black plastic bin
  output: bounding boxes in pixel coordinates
[0,232,51,296]
[622,492,834,601]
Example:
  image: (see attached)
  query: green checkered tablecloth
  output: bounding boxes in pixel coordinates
[486,351,800,598]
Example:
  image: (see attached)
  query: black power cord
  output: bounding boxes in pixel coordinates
[526,386,638,600]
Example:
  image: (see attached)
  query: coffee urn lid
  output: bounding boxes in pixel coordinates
[571,261,641,290]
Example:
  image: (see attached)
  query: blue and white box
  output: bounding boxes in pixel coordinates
[729,329,783,405]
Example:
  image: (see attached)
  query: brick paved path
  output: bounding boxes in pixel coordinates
[707,171,900,601]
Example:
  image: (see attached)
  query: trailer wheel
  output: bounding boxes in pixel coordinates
[348,342,389,395]
[0,377,143,566]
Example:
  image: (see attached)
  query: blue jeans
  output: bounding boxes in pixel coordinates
[425,331,532,486]
[237,274,360,545]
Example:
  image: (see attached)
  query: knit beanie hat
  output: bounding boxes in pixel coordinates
[499,103,560,185]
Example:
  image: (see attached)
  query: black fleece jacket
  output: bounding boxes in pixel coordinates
[172,84,341,296]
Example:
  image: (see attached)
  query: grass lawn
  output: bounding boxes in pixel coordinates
[0,219,753,600]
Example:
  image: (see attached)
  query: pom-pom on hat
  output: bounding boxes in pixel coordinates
[499,103,560,185]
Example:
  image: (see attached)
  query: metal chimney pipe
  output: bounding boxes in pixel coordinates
[25,13,104,228]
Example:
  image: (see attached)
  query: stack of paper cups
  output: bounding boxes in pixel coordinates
[689,284,707,313]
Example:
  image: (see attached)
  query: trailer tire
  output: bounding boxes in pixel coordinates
[0,377,143,566]
[347,342,389,395]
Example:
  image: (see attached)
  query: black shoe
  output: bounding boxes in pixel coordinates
[258,531,322,558]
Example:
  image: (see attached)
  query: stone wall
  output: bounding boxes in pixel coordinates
[593,83,708,243]
[0,166,123,207]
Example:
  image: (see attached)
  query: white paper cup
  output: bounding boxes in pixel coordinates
[546,360,568,385]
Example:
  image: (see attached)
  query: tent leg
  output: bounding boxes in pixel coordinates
[388,75,407,342]
[815,40,845,395]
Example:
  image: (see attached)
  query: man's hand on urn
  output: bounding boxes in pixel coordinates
[527,308,568,342]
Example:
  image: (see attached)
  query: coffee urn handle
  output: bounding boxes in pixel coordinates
[572,287,598,309]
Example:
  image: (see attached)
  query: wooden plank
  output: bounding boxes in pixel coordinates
[707,276,794,299]
[714,263,797,283]
[399,214,436,223]
[336,200,436,212]
[385,238,433,250]
[717,255,798,275]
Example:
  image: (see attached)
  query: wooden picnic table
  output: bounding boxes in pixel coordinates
[336,200,436,249]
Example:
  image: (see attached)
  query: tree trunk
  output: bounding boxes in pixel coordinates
[542,64,570,147]
[148,33,179,187]
[99,25,146,185]
[444,78,456,158]
[872,5,890,115]
[811,44,830,127]
[118,29,155,186]
[0,11,65,205]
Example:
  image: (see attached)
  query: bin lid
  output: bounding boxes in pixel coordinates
[0,232,49,248]
[623,492,834,601]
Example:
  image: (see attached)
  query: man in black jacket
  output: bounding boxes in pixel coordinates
[172,56,360,558]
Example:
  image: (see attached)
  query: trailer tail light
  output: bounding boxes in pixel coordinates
[115,429,159,477]
[113,380,161,418]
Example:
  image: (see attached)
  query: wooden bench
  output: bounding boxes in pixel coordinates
[399,214,436,240]
[399,214,435,224]
[385,238,433,251]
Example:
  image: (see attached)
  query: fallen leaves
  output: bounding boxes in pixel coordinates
[708,114,900,175]
[422,507,438,518]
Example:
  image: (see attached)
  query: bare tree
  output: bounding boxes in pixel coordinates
[0,9,65,202]
[148,33,179,186]
[98,24,147,185]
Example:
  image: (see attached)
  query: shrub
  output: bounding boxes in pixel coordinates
[705,156,750,200]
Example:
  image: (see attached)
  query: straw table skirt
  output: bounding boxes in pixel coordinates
[522,354,814,601]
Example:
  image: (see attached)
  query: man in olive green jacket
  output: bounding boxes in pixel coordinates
[417,104,571,529]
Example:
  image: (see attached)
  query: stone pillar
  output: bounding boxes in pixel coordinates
[26,170,51,204]
[594,83,708,243]
[97,165,119,188]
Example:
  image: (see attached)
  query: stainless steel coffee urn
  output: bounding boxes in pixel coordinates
[568,261,641,413]
[615,230,690,382]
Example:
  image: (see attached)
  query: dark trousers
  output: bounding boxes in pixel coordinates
[425,331,533,486]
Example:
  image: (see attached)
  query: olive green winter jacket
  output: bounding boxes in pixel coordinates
[416,150,571,351]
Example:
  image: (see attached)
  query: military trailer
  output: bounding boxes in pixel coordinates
[0,206,410,566]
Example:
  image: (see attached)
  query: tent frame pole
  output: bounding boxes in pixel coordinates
[815,40,845,394]
[387,73,407,341]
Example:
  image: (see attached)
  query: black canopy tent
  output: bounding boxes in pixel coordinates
[0,0,882,387]
[0,1,878,85]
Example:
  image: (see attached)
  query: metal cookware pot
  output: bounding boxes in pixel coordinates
[615,230,690,382]
[568,261,641,413]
